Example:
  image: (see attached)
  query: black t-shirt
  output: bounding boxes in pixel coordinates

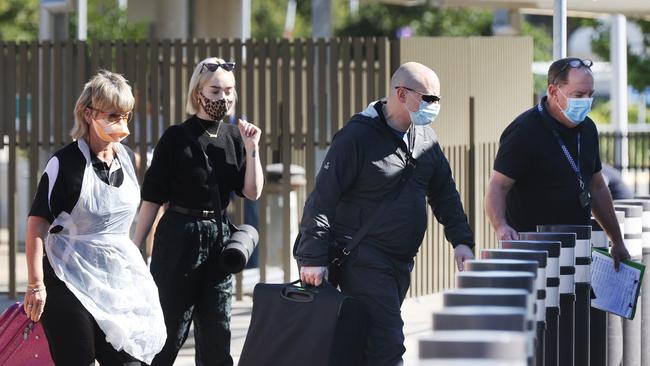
[141,115,246,210]
[29,140,136,223]
[494,96,602,232]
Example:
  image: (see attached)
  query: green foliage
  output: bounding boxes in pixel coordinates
[521,19,552,61]
[0,0,39,41]
[590,99,650,125]
[336,4,493,37]
[69,0,147,41]
[592,18,650,93]
[252,0,350,38]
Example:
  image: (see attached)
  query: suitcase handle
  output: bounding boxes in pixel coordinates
[281,287,315,303]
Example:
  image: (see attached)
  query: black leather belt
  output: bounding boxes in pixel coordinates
[168,204,214,219]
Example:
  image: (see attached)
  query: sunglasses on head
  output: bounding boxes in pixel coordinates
[395,86,441,104]
[87,106,133,123]
[552,58,593,84]
[200,62,236,73]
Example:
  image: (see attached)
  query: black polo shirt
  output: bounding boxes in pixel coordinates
[494,96,602,232]
[141,115,246,211]
[29,141,136,223]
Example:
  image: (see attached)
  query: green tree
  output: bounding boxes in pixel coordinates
[0,0,39,41]
[69,0,147,40]
[592,18,650,93]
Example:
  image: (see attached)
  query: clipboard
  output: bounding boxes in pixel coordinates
[591,247,646,319]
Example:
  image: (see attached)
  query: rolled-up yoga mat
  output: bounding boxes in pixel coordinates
[613,204,643,366]
[538,225,592,366]
[518,232,576,366]
[590,218,608,366]
[501,240,562,366]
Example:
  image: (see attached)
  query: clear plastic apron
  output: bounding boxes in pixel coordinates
[45,139,166,363]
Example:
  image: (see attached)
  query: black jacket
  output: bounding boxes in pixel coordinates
[294,101,474,267]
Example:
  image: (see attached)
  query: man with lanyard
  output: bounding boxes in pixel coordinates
[485,57,630,268]
[295,62,474,365]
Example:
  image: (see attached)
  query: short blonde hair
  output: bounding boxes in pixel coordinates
[71,70,135,140]
[186,57,237,115]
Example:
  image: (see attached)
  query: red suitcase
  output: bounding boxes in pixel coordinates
[0,302,54,366]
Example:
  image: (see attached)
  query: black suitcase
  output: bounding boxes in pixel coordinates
[238,281,368,366]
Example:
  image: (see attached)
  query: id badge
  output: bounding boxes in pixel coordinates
[579,190,591,208]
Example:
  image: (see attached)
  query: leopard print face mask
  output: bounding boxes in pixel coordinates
[199,91,231,121]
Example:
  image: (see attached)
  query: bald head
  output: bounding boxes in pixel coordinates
[390,62,440,96]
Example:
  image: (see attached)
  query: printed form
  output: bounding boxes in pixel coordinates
[591,248,645,319]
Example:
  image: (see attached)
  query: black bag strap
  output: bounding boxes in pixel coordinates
[181,122,225,241]
[332,102,416,264]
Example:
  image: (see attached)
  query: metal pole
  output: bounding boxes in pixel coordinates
[78,0,87,41]
[611,14,628,170]
[553,0,567,60]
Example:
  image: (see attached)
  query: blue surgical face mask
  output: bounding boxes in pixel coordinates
[558,89,593,125]
[410,101,441,126]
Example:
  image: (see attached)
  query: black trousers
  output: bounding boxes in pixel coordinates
[41,258,142,366]
[338,246,412,366]
[150,211,233,366]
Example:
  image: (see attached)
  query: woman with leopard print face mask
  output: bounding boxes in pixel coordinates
[134,57,264,365]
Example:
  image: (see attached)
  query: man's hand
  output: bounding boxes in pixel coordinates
[454,244,474,271]
[300,266,329,286]
[610,241,631,272]
[496,225,519,240]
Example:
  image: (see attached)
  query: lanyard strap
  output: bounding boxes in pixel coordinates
[552,129,584,189]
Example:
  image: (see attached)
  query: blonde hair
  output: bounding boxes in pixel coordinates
[186,57,237,115]
[71,70,135,140]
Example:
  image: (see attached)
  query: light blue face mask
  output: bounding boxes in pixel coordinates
[559,89,593,125]
[410,101,441,126]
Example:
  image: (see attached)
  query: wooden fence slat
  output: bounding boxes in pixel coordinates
[77,41,87,103]
[137,40,148,182]
[353,38,364,111]
[197,38,207,62]
[268,39,279,151]
[329,38,340,134]
[151,41,161,143]
[7,41,17,298]
[161,40,171,129]
[317,39,326,148]
[53,41,63,148]
[378,37,388,99]
[0,42,5,149]
[18,42,28,149]
[29,41,40,198]
[294,39,303,149]
[365,37,375,102]
[174,40,183,124]
[42,41,51,149]
[234,39,243,119]
[280,39,292,283]
[305,39,316,194]
[244,39,255,125]
[256,39,268,284]
[340,37,351,128]
[64,40,74,144]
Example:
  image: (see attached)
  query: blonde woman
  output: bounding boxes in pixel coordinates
[134,57,263,365]
[24,70,166,365]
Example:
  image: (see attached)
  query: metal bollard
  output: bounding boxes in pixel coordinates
[518,232,576,366]
[613,204,643,366]
[443,287,530,310]
[616,198,650,366]
[419,330,527,365]
[501,240,562,366]
[538,225,592,366]
[608,211,626,366]
[590,219,608,366]
[479,250,548,365]
[432,306,528,332]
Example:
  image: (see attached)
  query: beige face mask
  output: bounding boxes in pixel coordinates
[92,118,130,143]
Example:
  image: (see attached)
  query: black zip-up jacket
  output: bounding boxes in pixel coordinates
[294,101,474,267]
